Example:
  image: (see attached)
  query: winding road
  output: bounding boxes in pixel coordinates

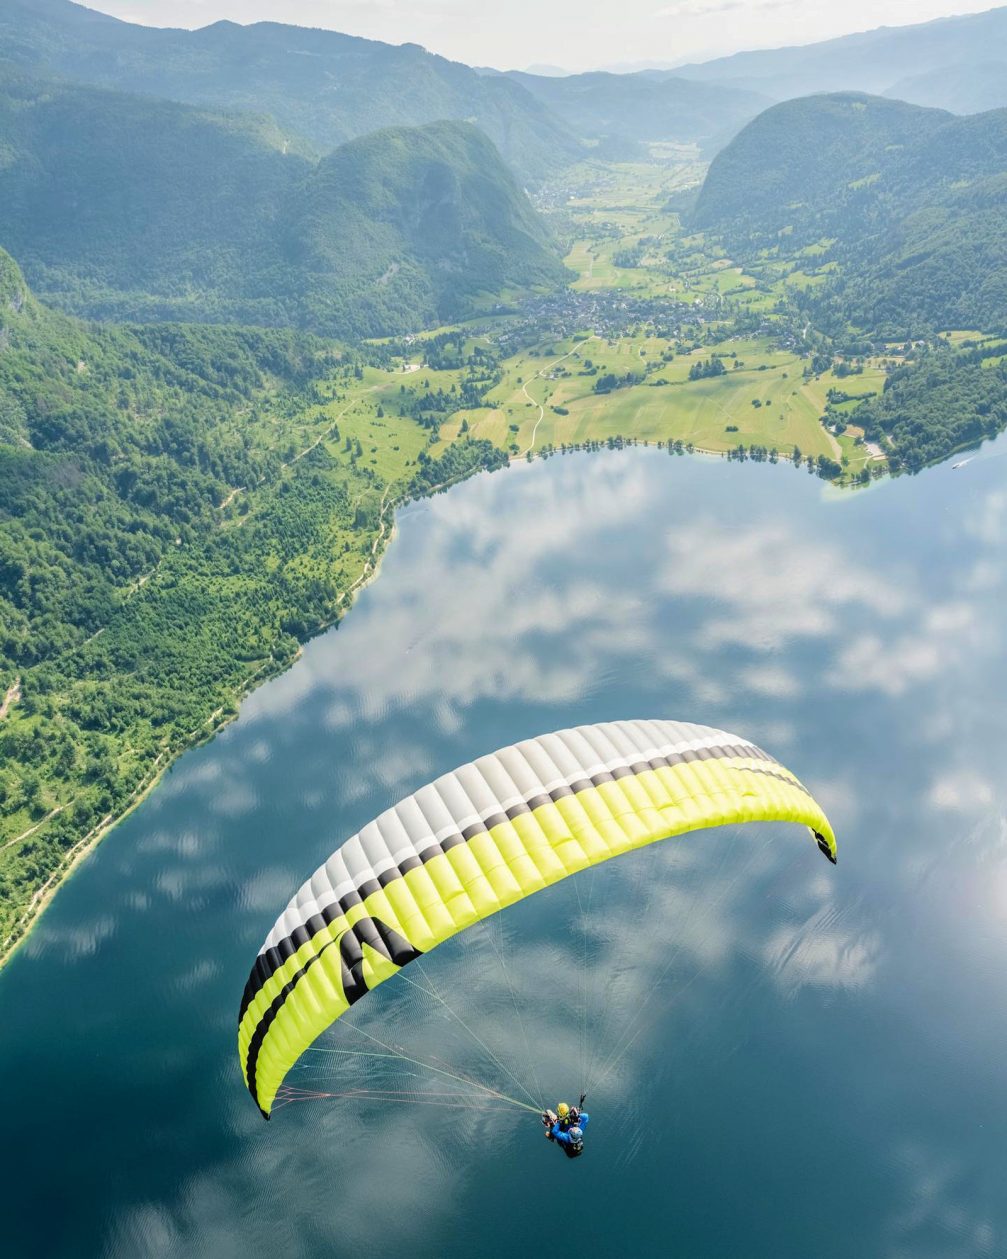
[519,336,599,457]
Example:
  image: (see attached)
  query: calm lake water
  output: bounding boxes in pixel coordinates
[3,441,1006,1259]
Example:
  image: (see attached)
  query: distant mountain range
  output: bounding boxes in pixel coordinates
[2,0,1006,183]
[884,60,1007,115]
[504,70,772,153]
[0,0,582,183]
[673,5,1007,109]
[0,66,564,336]
[693,92,1007,335]
[502,7,1007,146]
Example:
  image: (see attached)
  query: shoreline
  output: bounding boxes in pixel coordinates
[0,458,495,971]
[0,423,990,969]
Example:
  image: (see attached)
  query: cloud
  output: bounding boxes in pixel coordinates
[834,631,942,697]
[654,0,796,16]
[654,0,747,15]
[270,456,666,730]
[833,602,986,697]
[738,662,800,698]
[25,913,119,964]
[964,489,1006,547]
[661,520,905,653]
[928,771,995,813]
[886,1141,998,1259]
[763,916,880,996]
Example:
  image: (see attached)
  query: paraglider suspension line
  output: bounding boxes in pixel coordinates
[313,1019,541,1114]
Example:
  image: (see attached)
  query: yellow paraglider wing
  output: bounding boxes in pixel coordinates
[238,719,836,1117]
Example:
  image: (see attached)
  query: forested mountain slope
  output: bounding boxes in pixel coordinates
[506,69,771,152]
[288,123,564,336]
[0,244,507,955]
[0,0,581,182]
[0,248,320,671]
[692,94,950,236]
[0,68,564,335]
[0,67,312,320]
[692,93,1007,335]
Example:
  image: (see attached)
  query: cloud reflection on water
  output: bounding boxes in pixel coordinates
[10,447,1007,1258]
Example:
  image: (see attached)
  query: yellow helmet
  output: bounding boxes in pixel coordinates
[557,1102,570,1118]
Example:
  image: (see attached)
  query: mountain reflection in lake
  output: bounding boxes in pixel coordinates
[2,441,1005,1259]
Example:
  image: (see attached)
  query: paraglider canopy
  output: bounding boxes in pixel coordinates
[238,719,836,1118]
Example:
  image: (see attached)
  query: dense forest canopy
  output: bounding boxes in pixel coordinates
[0,250,322,667]
[852,344,1007,474]
[693,93,1007,337]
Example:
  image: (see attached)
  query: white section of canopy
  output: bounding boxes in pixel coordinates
[259,720,761,956]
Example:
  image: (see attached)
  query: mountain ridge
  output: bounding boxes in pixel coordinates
[505,68,773,152]
[0,0,582,182]
[673,5,1007,101]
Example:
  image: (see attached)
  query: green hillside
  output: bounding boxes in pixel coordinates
[0,68,565,335]
[0,65,312,322]
[692,94,951,239]
[692,93,1007,336]
[0,247,323,676]
[0,245,507,956]
[0,0,581,182]
[289,123,566,337]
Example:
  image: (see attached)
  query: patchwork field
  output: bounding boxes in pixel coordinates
[319,158,892,486]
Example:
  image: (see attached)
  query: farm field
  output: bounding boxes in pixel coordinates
[324,157,892,484]
[449,338,839,459]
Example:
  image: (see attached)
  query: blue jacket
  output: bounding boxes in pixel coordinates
[551,1112,589,1146]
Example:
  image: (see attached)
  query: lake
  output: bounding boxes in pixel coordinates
[2,440,1005,1258]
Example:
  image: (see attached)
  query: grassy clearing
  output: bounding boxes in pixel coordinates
[446,334,846,459]
[942,329,990,346]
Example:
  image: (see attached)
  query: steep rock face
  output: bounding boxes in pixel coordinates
[0,0,582,182]
[691,93,1007,334]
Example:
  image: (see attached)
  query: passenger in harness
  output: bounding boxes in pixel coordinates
[541,1096,589,1158]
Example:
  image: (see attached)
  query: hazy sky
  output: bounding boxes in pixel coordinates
[86,1,1000,71]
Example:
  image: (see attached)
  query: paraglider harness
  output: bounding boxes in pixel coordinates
[542,1094,587,1158]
